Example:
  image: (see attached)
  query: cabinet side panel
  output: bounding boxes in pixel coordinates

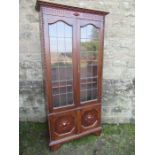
[41,7,53,112]
[39,7,52,141]
[97,18,105,102]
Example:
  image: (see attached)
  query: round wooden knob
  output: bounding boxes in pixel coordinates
[73,12,80,16]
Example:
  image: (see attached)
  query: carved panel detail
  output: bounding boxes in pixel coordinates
[82,110,98,127]
[43,7,72,16]
[55,116,75,134]
[42,7,103,21]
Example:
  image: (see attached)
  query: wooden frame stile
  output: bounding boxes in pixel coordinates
[74,17,81,134]
[98,17,105,128]
[39,6,53,144]
[36,1,109,151]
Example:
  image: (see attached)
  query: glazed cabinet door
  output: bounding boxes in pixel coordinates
[42,14,78,112]
[78,19,104,105]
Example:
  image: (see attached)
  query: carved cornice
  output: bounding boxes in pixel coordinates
[36,0,109,16]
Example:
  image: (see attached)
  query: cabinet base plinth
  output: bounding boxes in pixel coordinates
[49,127,102,151]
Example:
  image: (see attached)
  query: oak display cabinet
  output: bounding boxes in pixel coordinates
[36,0,109,151]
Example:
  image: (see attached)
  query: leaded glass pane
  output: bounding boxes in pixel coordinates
[49,21,73,107]
[80,25,99,103]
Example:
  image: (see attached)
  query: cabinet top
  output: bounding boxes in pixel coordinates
[35,0,109,16]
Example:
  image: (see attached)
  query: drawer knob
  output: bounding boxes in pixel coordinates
[73,12,79,16]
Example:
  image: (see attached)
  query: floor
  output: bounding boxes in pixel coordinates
[19,122,135,155]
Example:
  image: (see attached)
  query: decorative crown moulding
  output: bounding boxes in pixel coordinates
[35,0,109,16]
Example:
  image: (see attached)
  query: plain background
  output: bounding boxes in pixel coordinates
[0,0,155,154]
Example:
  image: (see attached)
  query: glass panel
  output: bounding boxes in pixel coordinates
[67,93,73,105]
[57,22,65,37]
[65,38,72,52]
[49,21,74,107]
[53,95,60,107]
[80,25,99,103]
[65,24,72,37]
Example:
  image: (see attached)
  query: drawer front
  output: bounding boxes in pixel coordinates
[80,105,101,132]
[49,110,77,140]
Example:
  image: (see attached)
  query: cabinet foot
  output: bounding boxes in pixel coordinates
[93,130,101,136]
[51,144,61,151]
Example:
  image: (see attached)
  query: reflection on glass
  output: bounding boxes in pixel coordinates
[80,25,99,39]
[57,22,64,37]
[65,38,72,52]
[80,25,99,103]
[49,21,73,107]
[65,25,72,37]
[80,39,99,60]
[57,38,65,52]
